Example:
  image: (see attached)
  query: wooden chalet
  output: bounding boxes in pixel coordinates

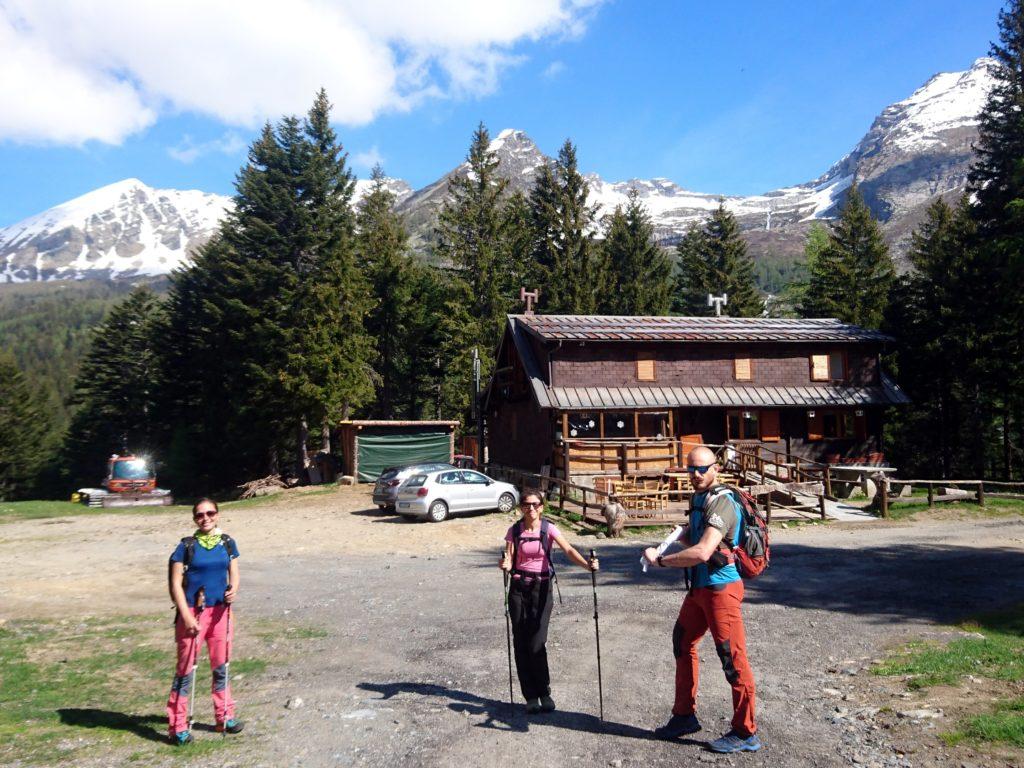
[484,314,909,490]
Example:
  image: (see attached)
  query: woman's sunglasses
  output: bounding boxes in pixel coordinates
[193,510,218,519]
[520,501,542,509]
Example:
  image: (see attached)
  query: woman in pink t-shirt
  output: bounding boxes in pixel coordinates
[500,488,598,714]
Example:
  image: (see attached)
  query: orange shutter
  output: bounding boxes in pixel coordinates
[637,356,656,381]
[760,410,780,442]
[807,411,824,441]
[734,357,752,381]
[810,354,829,381]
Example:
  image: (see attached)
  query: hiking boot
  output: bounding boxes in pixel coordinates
[525,698,542,714]
[707,730,761,753]
[216,718,245,734]
[173,730,193,746]
[654,713,702,739]
[539,695,556,712]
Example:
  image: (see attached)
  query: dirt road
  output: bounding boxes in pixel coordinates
[2,488,1022,767]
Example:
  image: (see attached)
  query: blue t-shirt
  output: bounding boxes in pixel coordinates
[689,486,742,589]
[170,536,239,607]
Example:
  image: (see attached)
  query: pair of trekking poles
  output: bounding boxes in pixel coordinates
[185,586,234,737]
[501,549,603,721]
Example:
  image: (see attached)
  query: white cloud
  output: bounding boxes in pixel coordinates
[352,146,386,172]
[168,132,247,164]
[543,61,567,79]
[0,1,604,146]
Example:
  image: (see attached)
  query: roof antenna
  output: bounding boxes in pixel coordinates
[707,293,728,317]
[520,287,540,315]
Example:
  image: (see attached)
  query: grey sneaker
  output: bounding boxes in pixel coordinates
[539,695,556,712]
[707,730,761,753]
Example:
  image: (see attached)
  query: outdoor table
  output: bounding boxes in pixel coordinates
[829,465,898,499]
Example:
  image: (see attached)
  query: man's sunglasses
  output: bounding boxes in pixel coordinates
[687,464,715,475]
[193,511,218,519]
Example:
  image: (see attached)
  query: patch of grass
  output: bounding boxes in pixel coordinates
[882,496,1024,522]
[0,613,284,765]
[873,604,1024,688]
[943,698,1024,748]
[284,626,329,640]
[0,500,191,523]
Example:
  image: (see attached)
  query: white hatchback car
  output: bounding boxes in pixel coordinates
[395,469,519,522]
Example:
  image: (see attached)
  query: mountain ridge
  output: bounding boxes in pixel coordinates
[0,57,996,282]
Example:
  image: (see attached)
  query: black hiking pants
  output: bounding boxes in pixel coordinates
[508,576,553,701]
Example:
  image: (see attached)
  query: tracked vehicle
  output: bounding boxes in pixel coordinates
[75,454,174,508]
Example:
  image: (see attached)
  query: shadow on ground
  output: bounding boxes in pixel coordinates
[357,681,663,742]
[469,527,1024,626]
[56,709,166,743]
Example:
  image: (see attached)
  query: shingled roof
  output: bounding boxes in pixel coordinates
[512,314,893,343]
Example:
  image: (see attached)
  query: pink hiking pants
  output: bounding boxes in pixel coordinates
[166,603,235,736]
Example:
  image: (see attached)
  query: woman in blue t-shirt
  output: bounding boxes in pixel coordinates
[165,498,242,746]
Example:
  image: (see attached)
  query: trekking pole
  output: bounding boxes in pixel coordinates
[501,554,515,710]
[589,549,604,721]
[187,587,206,731]
[222,590,232,739]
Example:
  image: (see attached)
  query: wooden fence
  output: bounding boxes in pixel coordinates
[874,477,1024,518]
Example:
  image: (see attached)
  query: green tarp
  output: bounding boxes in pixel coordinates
[356,431,451,482]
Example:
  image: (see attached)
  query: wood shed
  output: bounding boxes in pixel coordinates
[337,420,459,482]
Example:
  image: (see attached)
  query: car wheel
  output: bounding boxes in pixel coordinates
[386,504,397,514]
[497,492,515,513]
[427,500,449,523]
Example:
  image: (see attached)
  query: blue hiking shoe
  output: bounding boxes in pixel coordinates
[216,718,245,734]
[707,730,761,753]
[173,730,193,746]
[654,713,702,739]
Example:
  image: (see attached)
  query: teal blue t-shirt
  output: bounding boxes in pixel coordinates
[688,486,742,589]
[170,537,239,607]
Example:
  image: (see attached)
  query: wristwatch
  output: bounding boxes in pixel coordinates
[657,555,666,568]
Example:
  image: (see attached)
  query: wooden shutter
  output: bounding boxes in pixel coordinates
[637,355,656,381]
[807,411,824,441]
[810,354,829,381]
[760,410,780,442]
[734,357,752,381]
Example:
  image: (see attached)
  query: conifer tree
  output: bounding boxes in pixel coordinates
[435,123,510,350]
[530,140,603,313]
[800,184,894,328]
[358,165,415,419]
[0,352,54,500]
[671,203,762,316]
[603,189,672,314]
[60,287,164,487]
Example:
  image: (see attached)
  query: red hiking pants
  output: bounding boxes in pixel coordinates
[166,604,235,736]
[672,580,757,736]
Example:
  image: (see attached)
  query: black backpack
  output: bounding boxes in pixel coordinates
[510,519,555,577]
[172,533,239,587]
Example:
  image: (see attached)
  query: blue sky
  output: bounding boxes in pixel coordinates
[0,0,1006,227]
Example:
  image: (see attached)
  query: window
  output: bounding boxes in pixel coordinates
[437,472,461,485]
[637,412,669,439]
[807,409,867,441]
[810,352,847,382]
[604,413,634,438]
[462,471,489,484]
[734,357,753,381]
[727,410,760,440]
[567,413,600,438]
[636,354,656,381]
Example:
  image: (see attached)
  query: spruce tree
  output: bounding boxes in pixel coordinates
[435,122,509,350]
[358,165,415,419]
[0,352,54,500]
[60,287,164,487]
[603,189,672,314]
[671,203,762,316]
[800,184,894,328]
[530,140,603,313]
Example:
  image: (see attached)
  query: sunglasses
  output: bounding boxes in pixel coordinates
[193,510,218,519]
[520,501,542,509]
[687,464,715,475]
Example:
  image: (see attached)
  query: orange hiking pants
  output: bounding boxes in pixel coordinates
[672,579,757,737]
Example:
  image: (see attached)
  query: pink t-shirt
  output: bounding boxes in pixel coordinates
[505,521,561,574]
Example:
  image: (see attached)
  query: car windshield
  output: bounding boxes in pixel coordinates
[111,459,149,480]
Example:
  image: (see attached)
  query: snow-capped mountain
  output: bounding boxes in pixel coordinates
[0,58,996,282]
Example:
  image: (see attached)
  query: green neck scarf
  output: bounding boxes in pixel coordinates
[193,527,223,550]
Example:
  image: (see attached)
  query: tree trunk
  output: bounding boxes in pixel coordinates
[297,416,310,483]
[321,419,331,453]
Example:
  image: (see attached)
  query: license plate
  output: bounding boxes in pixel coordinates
[399,502,410,509]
